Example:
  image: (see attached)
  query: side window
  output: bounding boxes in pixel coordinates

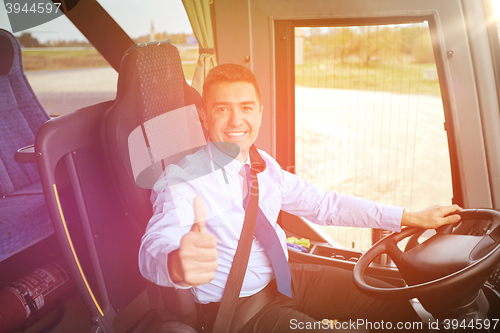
[293,22,453,251]
[8,13,117,117]
[1,0,195,117]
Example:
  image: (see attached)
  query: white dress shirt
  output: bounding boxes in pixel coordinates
[138,141,403,304]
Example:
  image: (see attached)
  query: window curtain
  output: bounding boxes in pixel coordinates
[182,0,217,94]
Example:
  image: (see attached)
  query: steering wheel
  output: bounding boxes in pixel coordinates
[353,209,500,301]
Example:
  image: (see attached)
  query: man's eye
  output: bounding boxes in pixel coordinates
[217,107,228,112]
[243,106,252,111]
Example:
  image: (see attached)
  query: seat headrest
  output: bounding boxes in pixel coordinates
[117,41,187,123]
[102,41,203,229]
[0,29,17,75]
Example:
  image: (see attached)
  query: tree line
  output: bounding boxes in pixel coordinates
[16,32,195,47]
[300,24,434,66]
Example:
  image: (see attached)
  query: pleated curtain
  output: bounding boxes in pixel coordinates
[182,0,217,94]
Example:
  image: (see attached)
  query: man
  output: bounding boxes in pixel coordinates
[139,64,462,332]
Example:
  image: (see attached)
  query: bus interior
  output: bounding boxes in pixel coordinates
[1,0,500,332]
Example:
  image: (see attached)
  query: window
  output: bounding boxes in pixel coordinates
[287,22,454,251]
[1,0,195,116]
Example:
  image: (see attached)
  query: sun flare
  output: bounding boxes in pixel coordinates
[491,0,500,22]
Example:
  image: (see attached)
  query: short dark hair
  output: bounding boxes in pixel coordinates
[202,63,261,110]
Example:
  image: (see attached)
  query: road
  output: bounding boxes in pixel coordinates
[26,67,118,116]
[294,86,451,250]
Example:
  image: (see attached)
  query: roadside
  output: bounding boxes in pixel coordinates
[26,67,118,116]
[25,60,196,116]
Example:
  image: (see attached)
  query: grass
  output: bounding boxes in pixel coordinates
[296,60,441,96]
[22,48,198,79]
[22,49,110,71]
[22,49,440,97]
[22,49,98,58]
[179,48,199,61]
[22,49,440,96]
[182,62,196,82]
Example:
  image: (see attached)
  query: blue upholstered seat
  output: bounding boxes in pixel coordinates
[0,28,53,262]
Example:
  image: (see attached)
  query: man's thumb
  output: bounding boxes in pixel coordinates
[191,196,207,233]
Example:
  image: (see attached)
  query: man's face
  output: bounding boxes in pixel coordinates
[202,81,263,161]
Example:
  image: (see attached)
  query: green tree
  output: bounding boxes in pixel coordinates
[411,29,434,63]
[17,32,42,47]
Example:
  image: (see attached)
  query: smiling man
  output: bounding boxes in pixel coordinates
[139,64,462,332]
[201,79,263,163]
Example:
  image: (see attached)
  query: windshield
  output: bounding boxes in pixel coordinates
[0,0,195,116]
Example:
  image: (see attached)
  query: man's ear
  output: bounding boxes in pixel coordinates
[258,105,264,128]
[201,108,209,130]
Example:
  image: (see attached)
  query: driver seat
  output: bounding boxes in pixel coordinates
[100,41,205,332]
[34,41,203,333]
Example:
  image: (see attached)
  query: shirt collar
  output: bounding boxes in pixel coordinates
[204,139,250,179]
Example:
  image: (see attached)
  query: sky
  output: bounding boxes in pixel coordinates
[0,0,193,43]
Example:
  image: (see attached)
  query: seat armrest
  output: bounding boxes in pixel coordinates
[15,145,36,163]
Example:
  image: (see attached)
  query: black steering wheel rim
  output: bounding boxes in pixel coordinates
[353,209,500,300]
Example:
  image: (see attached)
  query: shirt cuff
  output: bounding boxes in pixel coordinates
[140,242,193,290]
[163,249,193,289]
[169,279,193,289]
[165,273,193,289]
[380,205,404,232]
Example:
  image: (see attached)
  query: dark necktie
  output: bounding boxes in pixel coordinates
[242,164,292,297]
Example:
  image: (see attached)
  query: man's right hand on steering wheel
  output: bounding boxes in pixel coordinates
[401,204,462,229]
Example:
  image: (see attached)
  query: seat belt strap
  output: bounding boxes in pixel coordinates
[212,161,259,333]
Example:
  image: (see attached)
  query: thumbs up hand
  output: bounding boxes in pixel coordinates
[190,196,208,233]
[167,197,219,287]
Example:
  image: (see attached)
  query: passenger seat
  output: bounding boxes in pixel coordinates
[0,28,53,262]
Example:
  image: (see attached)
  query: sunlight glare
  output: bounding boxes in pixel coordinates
[492,0,500,22]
